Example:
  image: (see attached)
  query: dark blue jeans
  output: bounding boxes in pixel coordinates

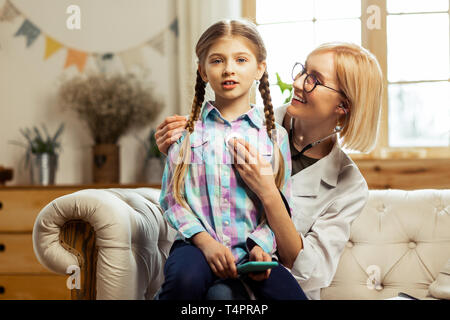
[158,240,308,300]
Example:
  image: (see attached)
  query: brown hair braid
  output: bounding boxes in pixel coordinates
[172,70,206,208]
[258,71,285,189]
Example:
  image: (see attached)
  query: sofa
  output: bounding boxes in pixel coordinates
[32,187,450,300]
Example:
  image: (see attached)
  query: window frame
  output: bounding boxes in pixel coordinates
[243,0,450,160]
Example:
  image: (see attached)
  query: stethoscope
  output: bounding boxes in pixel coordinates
[290,106,348,158]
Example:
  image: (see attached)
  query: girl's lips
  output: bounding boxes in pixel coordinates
[222,81,238,90]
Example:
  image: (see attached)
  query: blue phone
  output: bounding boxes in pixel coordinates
[236,261,279,274]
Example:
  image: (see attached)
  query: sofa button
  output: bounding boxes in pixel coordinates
[346,241,354,248]
[408,242,416,249]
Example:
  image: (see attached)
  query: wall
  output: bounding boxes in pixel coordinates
[0,0,241,185]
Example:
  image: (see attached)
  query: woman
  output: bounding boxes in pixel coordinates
[155,42,383,300]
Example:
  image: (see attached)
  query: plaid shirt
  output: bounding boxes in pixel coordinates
[159,101,292,263]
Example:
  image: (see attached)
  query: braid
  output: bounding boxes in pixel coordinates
[172,70,206,208]
[258,71,285,189]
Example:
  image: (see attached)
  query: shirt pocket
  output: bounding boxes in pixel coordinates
[190,134,209,164]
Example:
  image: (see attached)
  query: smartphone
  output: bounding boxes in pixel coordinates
[236,261,279,274]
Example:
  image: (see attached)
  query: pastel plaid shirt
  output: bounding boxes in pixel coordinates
[159,101,292,263]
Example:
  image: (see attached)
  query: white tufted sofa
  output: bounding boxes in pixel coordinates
[32,188,450,300]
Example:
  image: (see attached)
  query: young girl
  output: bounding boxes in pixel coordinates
[158,19,306,300]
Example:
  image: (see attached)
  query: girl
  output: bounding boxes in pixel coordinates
[156,42,383,300]
[158,19,307,300]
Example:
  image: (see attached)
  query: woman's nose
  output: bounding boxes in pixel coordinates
[292,73,306,91]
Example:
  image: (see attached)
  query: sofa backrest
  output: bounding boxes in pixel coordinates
[321,189,450,300]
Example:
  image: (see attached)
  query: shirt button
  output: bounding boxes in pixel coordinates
[224,220,230,226]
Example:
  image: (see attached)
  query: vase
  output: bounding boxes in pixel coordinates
[92,144,120,184]
[143,157,165,184]
[30,153,58,185]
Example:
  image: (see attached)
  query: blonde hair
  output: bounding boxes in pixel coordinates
[172,19,286,209]
[308,42,383,153]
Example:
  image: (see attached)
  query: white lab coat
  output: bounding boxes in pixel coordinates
[273,104,369,300]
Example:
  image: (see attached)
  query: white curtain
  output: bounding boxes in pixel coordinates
[172,0,242,115]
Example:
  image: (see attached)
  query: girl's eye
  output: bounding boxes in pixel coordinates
[237,58,247,63]
[212,59,222,64]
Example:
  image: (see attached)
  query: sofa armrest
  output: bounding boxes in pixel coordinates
[32,187,176,300]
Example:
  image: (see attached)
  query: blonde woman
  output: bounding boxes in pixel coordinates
[156,42,383,300]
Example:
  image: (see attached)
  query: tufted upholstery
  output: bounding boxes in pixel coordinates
[321,189,450,300]
[33,188,450,300]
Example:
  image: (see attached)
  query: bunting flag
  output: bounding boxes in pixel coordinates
[118,46,146,70]
[170,18,179,38]
[0,0,19,22]
[64,48,88,72]
[147,29,165,55]
[14,19,40,47]
[1,0,176,73]
[44,36,63,59]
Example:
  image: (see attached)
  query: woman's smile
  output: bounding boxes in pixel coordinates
[291,93,306,105]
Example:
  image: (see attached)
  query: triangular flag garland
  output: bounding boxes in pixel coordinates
[0,0,175,73]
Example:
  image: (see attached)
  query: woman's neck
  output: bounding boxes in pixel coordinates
[288,115,336,159]
[214,96,251,122]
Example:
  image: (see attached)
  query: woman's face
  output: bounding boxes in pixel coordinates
[287,51,345,127]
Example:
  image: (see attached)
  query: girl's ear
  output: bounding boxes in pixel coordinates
[198,65,208,83]
[256,60,267,80]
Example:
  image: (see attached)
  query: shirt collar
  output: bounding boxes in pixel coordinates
[201,101,263,129]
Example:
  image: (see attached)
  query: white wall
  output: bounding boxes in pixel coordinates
[0,0,240,185]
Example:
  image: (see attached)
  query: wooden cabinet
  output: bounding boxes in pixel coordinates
[0,184,158,300]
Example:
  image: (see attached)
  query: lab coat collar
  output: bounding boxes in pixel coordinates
[291,140,342,197]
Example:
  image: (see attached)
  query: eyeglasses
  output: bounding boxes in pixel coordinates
[291,62,343,95]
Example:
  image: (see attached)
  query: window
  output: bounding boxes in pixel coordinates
[244,0,450,159]
[386,0,449,148]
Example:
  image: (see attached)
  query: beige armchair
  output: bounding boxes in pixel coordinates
[32,188,450,300]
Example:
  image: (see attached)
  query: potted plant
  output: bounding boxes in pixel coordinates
[9,123,64,185]
[137,128,166,184]
[57,70,163,184]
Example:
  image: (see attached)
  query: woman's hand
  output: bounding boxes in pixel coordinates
[192,232,238,279]
[228,138,278,200]
[247,245,272,281]
[155,115,187,155]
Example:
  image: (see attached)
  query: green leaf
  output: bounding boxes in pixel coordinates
[275,72,293,95]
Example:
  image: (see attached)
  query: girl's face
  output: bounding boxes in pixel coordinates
[287,51,345,127]
[199,35,266,106]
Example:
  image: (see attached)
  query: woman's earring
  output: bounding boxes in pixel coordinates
[255,80,260,86]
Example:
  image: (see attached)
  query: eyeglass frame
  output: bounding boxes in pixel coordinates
[291,62,344,95]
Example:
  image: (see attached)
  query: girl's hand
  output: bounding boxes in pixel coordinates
[193,233,238,279]
[155,115,187,155]
[228,138,278,200]
[248,245,272,281]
